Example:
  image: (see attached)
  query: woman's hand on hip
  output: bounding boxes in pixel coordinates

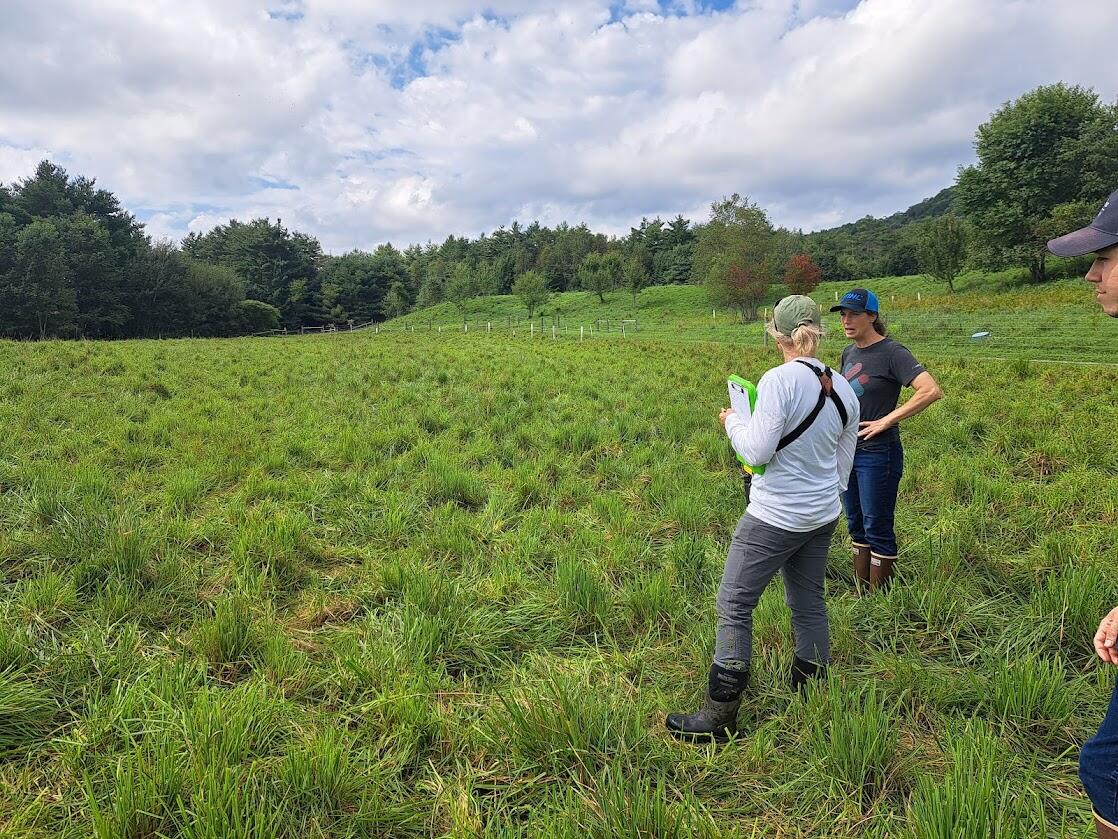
[719,408,735,427]
[857,418,894,440]
[1095,606,1118,666]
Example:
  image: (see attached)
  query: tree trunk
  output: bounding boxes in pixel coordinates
[1030,252,1047,283]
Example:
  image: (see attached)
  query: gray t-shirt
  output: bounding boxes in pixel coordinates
[839,338,925,450]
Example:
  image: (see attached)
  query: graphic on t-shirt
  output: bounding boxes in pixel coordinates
[843,362,869,397]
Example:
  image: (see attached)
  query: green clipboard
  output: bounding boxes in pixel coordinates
[727,375,765,476]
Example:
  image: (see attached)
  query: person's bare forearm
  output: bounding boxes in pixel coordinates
[884,386,942,426]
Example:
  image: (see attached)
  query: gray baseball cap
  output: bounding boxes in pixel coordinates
[1047,188,1118,257]
[773,295,822,337]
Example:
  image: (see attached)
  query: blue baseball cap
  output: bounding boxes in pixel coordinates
[829,288,880,314]
[1046,187,1118,257]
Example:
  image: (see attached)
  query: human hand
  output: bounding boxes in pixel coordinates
[1094,606,1118,666]
[857,418,895,441]
[719,408,735,427]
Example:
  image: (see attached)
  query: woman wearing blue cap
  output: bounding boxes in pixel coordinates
[831,289,943,592]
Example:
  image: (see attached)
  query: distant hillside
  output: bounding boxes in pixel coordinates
[378,268,1114,364]
[817,187,955,237]
[893,186,956,224]
[798,187,955,280]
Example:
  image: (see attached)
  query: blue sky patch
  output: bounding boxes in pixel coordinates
[133,202,224,220]
[267,8,304,23]
[356,26,462,90]
[248,177,299,191]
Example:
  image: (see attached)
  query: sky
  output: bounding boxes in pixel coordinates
[2,0,1117,253]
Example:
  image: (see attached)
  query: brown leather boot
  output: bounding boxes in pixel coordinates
[853,543,871,594]
[1097,811,1118,839]
[869,552,897,591]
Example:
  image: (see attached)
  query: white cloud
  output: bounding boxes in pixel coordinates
[1,0,1116,251]
[0,142,53,185]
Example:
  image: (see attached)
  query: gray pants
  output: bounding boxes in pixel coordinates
[714,512,838,671]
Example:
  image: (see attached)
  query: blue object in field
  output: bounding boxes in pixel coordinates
[971,331,991,340]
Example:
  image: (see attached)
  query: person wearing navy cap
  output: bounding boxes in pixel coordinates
[1047,188,1118,839]
[1048,188,1118,317]
[830,289,943,592]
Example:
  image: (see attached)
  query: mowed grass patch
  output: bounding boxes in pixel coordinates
[0,329,1113,836]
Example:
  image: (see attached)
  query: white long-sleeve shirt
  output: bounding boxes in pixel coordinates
[725,358,860,532]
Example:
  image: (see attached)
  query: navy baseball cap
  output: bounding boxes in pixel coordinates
[1047,188,1118,257]
[829,288,880,314]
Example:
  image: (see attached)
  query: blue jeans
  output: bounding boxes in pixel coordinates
[842,442,903,558]
[1082,679,1118,824]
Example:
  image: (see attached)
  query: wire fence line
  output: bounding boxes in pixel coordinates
[251,319,380,337]
[255,311,1118,366]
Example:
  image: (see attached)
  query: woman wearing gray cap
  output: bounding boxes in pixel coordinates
[830,289,943,593]
[666,295,860,742]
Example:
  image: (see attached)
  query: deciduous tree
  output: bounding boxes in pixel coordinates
[916,215,968,293]
[783,253,822,296]
[512,270,549,318]
[955,84,1118,283]
[577,251,623,303]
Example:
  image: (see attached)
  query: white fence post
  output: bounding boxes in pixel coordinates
[530,322,534,337]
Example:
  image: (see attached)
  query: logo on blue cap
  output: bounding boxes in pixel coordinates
[830,288,879,314]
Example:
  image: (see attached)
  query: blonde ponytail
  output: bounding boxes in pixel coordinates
[768,320,824,358]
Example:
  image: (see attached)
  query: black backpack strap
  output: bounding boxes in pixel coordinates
[776,361,849,451]
[830,387,849,427]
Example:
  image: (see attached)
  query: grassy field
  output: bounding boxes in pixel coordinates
[387,271,1117,365]
[0,321,1115,836]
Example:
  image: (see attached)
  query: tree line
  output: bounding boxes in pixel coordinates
[0,164,704,339]
[2,83,1114,339]
[0,166,286,340]
[691,83,1117,319]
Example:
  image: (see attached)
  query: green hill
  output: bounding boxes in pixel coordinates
[381,270,1115,364]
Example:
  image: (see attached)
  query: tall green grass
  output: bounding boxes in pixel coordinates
[0,313,1113,835]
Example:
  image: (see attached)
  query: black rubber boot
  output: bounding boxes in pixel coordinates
[790,656,827,693]
[665,663,749,743]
